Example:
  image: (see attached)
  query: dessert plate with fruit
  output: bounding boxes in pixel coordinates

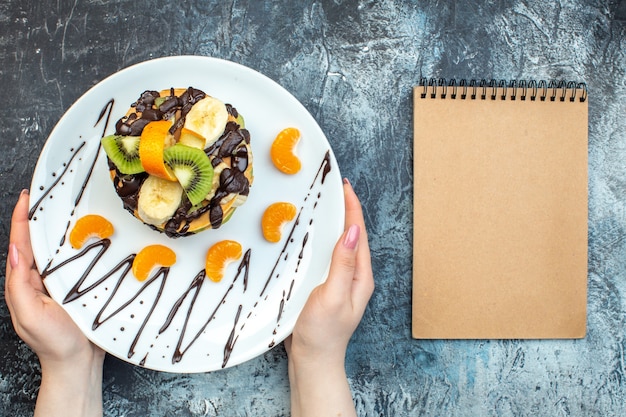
[28,56,344,373]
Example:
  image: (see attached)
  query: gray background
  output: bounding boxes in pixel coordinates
[1,0,625,416]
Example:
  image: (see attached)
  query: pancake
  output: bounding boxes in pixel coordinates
[102,87,253,238]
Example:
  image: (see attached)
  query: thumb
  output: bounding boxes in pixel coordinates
[322,224,360,299]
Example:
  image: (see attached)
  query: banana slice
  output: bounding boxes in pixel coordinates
[229,193,248,208]
[205,161,227,201]
[184,96,229,148]
[137,175,184,226]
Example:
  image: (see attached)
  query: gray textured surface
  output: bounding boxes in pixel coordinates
[0,0,625,416]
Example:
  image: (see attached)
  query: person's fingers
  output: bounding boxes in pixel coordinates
[5,190,42,322]
[342,180,374,310]
[9,189,35,270]
[4,243,17,314]
[322,224,361,303]
[4,247,44,336]
[5,191,29,311]
[11,190,44,296]
[343,179,365,233]
[343,179,371,267]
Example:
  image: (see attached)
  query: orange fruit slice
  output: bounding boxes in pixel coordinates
[139,120,177,181]
[261,202,297,243]
[132,244,177,281]
[205,240,243,282]
[179,127,206,149]
[69,214,114,249]
[270,127,301,174]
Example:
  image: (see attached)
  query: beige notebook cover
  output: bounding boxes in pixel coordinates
[412,79,588,339]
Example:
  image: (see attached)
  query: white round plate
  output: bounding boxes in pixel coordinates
[28,56,343,373]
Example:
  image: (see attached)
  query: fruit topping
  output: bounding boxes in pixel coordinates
[205,240,243,282]
[132,244,177,281]
[235,113,245,128]
[101,135,144,175]
[179,127,206,149]
[261,202,297,243]
[183,96,229,148]
[139,120,177,181]
[270,127,301,175]
[116,88,207,136]
[104,88,253,237]
[163,144,214,206]
[69,214,114,249]
[137,175,184,226]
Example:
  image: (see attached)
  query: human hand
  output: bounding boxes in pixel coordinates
[5,189,104,417]
[285,179,374,417]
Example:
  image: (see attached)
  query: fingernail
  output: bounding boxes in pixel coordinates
[21,189,29,196]
[343,224,360,250]
[9,243,19,269]
[343,177,351,186]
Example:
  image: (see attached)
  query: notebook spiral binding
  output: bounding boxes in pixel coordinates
[418,78,587,102]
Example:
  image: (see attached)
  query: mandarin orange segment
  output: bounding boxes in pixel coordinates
[261,202,297,243]
[205,240,243,282]
[132,244,177,281]
[270,127,301,174]
[139,120,177,181]
[69,214,114,249]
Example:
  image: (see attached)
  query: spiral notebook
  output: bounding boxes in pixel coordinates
[412,79,588,339]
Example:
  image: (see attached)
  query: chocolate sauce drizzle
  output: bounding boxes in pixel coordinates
[28,141,87,220]
[223,305,243,368]
[29,97,114,233]
[32,97,334,370]
[74,99,114,207]
[42,239,169,359]
[160,249,251,366]
[237,155,329,352]
[260,150,331,297]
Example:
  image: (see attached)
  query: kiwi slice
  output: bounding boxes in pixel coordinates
[164,144,214,205]
[101,135,144,174]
